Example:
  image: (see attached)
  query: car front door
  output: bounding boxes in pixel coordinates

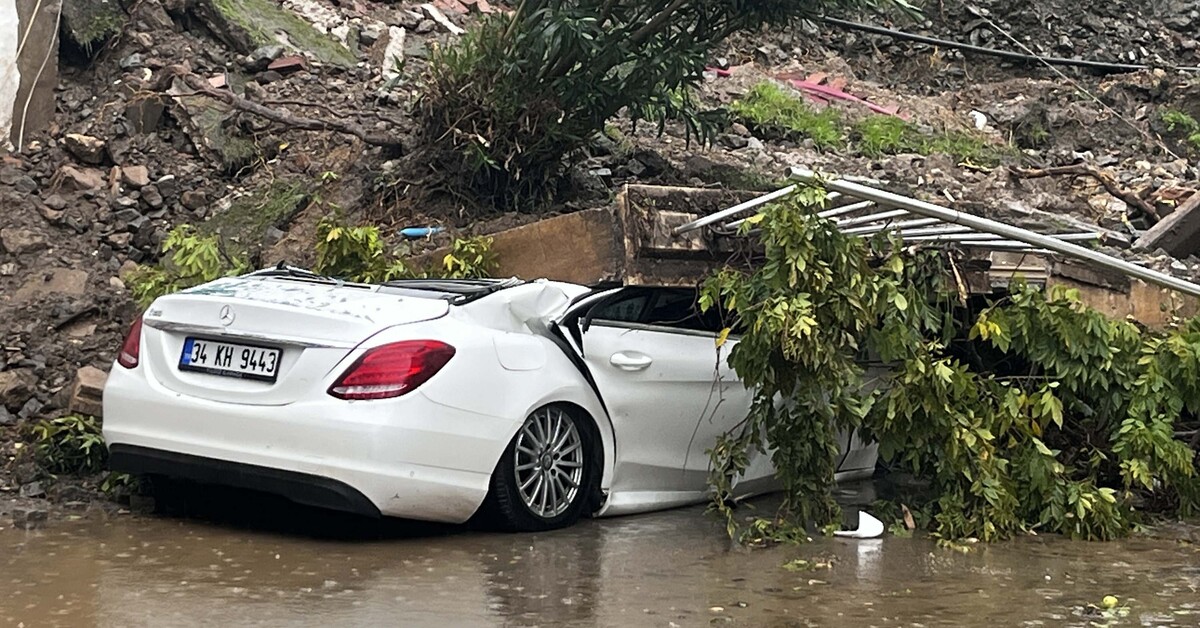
[565,288,747,493]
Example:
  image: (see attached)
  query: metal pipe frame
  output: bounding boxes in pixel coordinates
[845,224,973,237]
[835,209,910,228]
[787,166,1200,298]
[723,198,872,232]
[905,232,1102,243]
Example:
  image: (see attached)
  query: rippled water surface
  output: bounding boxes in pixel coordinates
[2,486,1198,627]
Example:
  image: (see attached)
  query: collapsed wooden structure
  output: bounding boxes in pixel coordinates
[460,170,1200,327]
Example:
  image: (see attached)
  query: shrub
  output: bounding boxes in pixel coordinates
[730,82,845,149]
[413,0,914,208]
[127,225,250,308]
[31,415,107,475]
[315,217,497,282]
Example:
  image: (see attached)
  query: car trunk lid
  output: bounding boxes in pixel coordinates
[140,276,450,405]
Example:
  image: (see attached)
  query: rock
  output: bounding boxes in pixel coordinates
[0,228,48,255]
[256,70,284,84]
[119,53,145,69]
[121,165,151,188]
[12,175,37,193]
[70,366,108,418]
[53,165,105,191]
[18,398,42,419]
[181,189,208,210]
[380,26,407,83]
[63,133,109,164]
[414,18,436,33]
[141,184,164,208]
[14,269,90,300]
[0,262,16,276]
[0,369,36,411]
[155,175,178,198]
[718,134,750,150]
[421,3,465,34]
[746,137,765,151]
[730,122,751,137]
[10,507,48,530]
[19,481,46,499]
[267,55,308,73]
[44,193,68,210]
[0,405,13,425]
[246,44,285,71]
[360,22,385,46]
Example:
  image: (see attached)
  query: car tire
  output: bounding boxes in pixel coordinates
[484,404,598,532]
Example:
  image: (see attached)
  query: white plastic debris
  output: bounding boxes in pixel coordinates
[421,4,465,35]
[968,110,988,130]
[833,510,885,539]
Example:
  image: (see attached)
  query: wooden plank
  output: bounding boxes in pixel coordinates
[484,207,623,284]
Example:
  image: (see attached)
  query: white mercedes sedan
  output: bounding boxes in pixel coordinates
[103,268,878,531]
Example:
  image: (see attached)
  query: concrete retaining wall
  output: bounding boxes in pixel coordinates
[1,0,60,152]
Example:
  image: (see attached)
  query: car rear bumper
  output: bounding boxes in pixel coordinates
[109,444,382,517]
[102,363,520,524]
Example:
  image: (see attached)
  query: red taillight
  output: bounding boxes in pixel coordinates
[117,316,144,369]
[328,340,456,400]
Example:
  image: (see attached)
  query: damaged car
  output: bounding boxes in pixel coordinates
[102,267,878,531]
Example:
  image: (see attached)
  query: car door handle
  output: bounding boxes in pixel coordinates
[610,352,652,371]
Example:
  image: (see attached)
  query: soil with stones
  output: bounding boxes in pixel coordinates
[5,0,1200,524]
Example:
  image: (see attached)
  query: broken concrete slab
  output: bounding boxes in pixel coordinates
[69,365,106,417]
[1133,193,1200,257]
[192,0,356,67]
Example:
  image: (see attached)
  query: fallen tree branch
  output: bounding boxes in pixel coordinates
[176,72,404,149]
[1013,163,1159,223]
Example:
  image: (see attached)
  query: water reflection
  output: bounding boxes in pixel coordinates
[2,483,1198,627]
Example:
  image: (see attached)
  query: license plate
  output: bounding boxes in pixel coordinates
[179,337,281,382]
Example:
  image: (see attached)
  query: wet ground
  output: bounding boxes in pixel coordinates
[2,484,1198,627]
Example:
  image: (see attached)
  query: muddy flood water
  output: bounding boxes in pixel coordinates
[2,483,1198,627]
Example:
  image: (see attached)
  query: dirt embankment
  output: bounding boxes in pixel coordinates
[5,0,1200,522]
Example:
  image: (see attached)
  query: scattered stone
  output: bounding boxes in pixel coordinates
[414,19,436,34]
[247,44,285,71]
[63,134,109,164]
[10,507,48,530]
[380,26,407,83]
[746,137,765,151]
[70,366,108,418]
[0,405,13,425]
[0,370,36,410]
[181,190,208,210]
[19,481,46,499]
[256,70,284,84]
[43,194,68,210]
[267,55,308,73]
[360,22,385,46]
[119,53,145,69]
[52,165,105,191]
[18,398,42,419]
[730,122,751,137]
[156,175,178,198]
[1,228,48,255]
[420,3,465,34]
[719,134,750,150]
[0,262,16,276]
[141,184,164,208]
[121,165,151,188]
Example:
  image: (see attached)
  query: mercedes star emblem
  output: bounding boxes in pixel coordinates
[219,305,235,326]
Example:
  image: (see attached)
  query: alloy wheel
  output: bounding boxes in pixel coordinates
[513,406,585,519]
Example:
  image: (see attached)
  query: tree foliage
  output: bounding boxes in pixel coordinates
[702,186,1199,543]
[414,0,914,208]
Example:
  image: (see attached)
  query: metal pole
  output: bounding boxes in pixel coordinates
[787,166,1200,298]
[674,184,805,234]
[845,224,973,237]
[836,209,909,228]
[723,198,871,232]
[905,232,1102,243]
